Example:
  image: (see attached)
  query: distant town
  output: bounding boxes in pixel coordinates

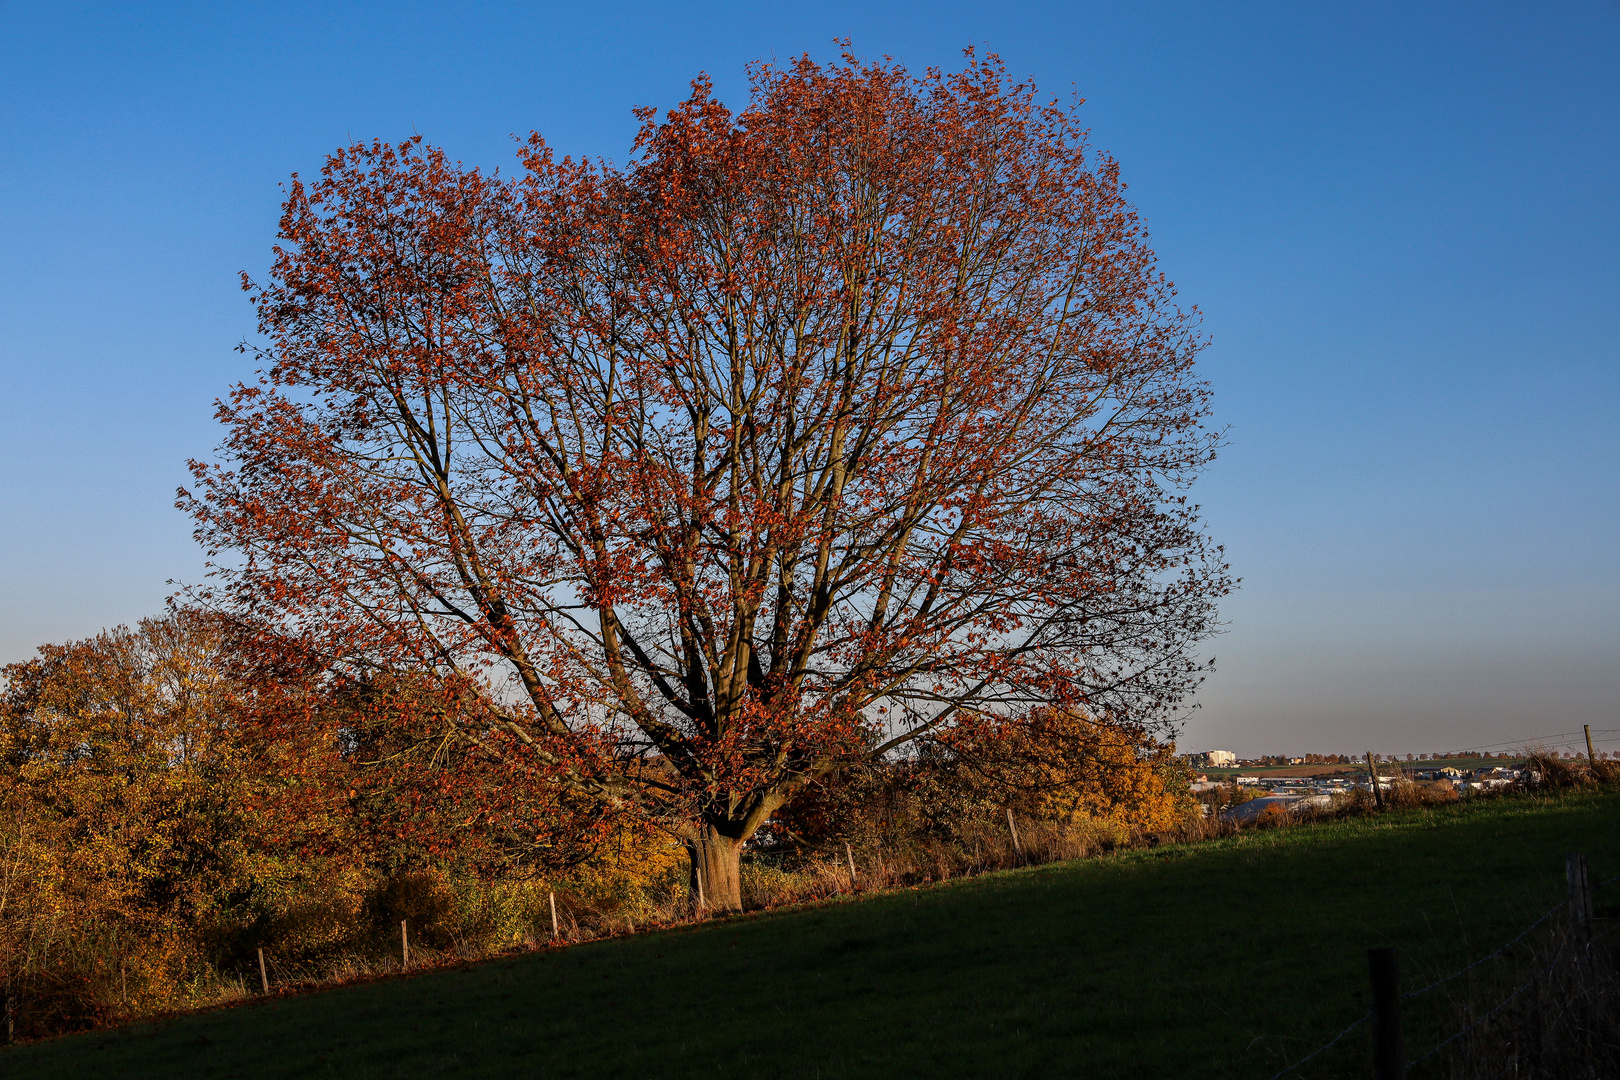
[1180,748,1596,822]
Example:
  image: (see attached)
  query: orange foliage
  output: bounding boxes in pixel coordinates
[183,47,1227,908]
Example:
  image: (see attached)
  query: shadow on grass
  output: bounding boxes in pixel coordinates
[5,788,1617,1079]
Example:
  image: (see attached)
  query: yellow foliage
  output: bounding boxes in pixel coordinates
[978,707,1193,833]
[552,823,687,919]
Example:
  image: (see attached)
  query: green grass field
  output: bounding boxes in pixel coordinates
[9,789,1617,1079]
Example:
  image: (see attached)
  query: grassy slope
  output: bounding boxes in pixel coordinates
[11,790,1618,1080]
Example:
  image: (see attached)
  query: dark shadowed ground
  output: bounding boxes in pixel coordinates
[9,789,1617,1079]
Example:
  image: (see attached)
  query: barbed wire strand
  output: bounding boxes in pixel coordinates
[1265,1010,1371,1080]
[1402,900,1567,1002]
[1419,729,1620,754]
[1406,936,1572,1069]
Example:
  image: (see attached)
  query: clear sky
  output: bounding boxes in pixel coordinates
[2,1,1616,757]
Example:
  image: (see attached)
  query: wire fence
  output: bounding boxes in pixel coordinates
[1265,1010,1371,1080]
[1264,861,1615,1079]
[1404,935,1571,1070]
[1398,900,1566,1003]
[1429,729,1620,756]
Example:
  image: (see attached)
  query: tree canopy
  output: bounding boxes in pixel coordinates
[183,49,1229,909]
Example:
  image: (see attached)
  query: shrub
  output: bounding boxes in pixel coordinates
[369,870,456,949]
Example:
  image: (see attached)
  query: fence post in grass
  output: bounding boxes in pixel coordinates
[1366,752,1385,812]
[845,841,858,890]
[1006,807,1024,860]
[401,919,409,970]
[1368,947,1404,1080]
[1567,852,1593,953]
[257,947,270,995]
[550,890,560,941]
[1585,724,1597,764]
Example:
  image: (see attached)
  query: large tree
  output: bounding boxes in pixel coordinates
[184,50,1229,910]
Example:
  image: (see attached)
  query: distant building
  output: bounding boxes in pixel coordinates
[1191,750,1236,767]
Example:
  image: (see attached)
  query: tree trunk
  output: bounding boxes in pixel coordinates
[688,826,744,913]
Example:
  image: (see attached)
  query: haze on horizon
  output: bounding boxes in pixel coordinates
[2,0,1615,759]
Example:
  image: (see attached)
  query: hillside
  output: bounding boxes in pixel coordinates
[9,789,1618,1079]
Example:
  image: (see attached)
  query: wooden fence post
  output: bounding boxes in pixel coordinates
[1567,852,1593,951]
[1585,725,1598,765]
[257,947,270,995]
[550,890,561,941]
[1006,807,1024,860]
[401,919,409,970]
[1366,752,1385,812]
[1368,947,1404,1080]
[845,841,858,890]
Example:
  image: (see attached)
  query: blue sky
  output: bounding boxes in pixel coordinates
[2,1,1616,756]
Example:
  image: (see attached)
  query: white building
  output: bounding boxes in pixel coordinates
[1192,750,1236,767]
